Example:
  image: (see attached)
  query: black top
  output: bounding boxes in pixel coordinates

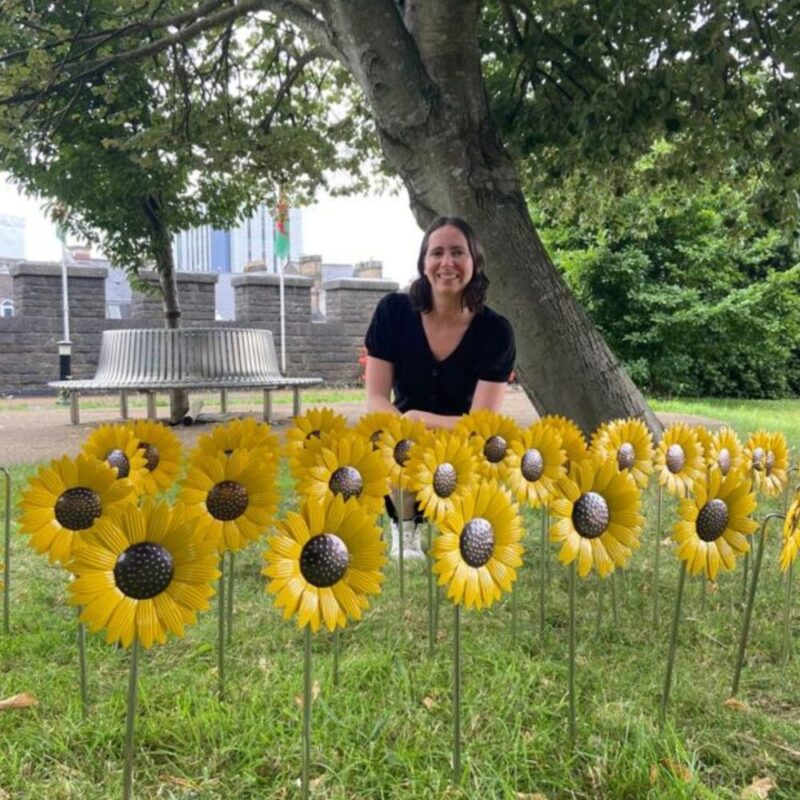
[364,292,516,416]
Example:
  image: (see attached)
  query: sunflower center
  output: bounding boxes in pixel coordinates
[329,466,363,500]
[394,439,413,466]
[718,447,732,475]
[459,517,495,568]
[666,443,686,474]
[765,451,775,477]
[113,541,175,600]
[433,463,457,498]
[206,480,249,521]
[138,442,160,471]
[483,435,507,464]
[521,448,545,482]
[752,447,765,471]
[696,498,730,542]
[105,448,131,479]
[617,442,636,471]
[299,533,349,587]
[55,487,102,531]
[572,491,610,539]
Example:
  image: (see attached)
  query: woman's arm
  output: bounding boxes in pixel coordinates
[402,379,508,430]
[365,356,401,414]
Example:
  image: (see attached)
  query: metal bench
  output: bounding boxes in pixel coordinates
[48,327,322,424]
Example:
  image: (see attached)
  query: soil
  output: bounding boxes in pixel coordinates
[0,387,723,466]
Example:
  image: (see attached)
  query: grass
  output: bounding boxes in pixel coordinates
[650,397,800,449]
[2,453,800,799]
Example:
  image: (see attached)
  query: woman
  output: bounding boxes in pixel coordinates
[364,216,515,554]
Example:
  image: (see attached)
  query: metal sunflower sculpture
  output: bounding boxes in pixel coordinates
[455,408,521,482]
[296,430,391,517]
[354,411,399,450]
[68,498,220,648]
[654,423,705,499]
[548,457,644,578]
[81,423,148,490]
[406,430,478,524]
[179,450,279,552]
[594,417,654,490]
[376,416,428,491]
[708,426,745,478]
[539,414,591,471]
[130,420,182,497]
[263,494,386,631]
[779,493,800,573]
[194,416,280,464]
[746,430,789,497]
[19,454,136,566]
[671,469,758,579]
[505,421,567,508]
[285,407,348,474]
[431,481,524,609]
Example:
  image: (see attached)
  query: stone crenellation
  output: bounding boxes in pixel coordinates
[0,261,399,394]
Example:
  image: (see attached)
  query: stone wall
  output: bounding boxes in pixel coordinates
[0,261,398,393]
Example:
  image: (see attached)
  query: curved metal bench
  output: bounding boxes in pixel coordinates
[49,328,322,424]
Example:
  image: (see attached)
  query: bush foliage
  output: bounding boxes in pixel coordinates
[540,186,800,398]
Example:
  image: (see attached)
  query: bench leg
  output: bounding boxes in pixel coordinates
[293,386,301,417]
[263,390,273,424]
[146,391,157,421]
[220,388,228,415]
[70,391,80,425]
[120,390,128,420]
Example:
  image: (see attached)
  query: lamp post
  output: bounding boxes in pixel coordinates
[57,224,72,382]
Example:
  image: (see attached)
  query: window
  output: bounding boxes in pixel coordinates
[0,299,13,318]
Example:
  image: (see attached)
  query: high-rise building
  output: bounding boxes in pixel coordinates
[173,205,303,274]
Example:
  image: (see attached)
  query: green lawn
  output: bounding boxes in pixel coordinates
[1,452,798,799]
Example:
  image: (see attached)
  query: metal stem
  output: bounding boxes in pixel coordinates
[595,576,604,635]
[78,611,89,717]
[610,570,619,627]
[539,507,546,641]
[782,560,794,665]
[398,488,405,601]
[732,514,781,696]
[427,522,435,657]
[217,558,226,702]
[1,467,10,634]
[700,575,707,613]
[741,550,750,607]
[302,626,312,800]
[453,603,461,786]
[653,484,662,627]
[122,638,139,800]
[332,629,339,687]
[511,580,518,646]
[544,507,551,587]
[226,550,234,645]
[568,561,577,744]
[660,562,688,723]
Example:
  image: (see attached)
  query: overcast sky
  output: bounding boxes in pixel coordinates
[0,174,423,287]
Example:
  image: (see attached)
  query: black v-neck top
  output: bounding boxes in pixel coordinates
[365,292,515,415]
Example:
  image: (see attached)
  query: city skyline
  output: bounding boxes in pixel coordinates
[0,175,422,287]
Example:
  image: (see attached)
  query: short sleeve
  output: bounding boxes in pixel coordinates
[364,293,399,364]
[476,314,515,382]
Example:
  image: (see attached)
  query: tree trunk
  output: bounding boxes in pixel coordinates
[326,0,661,435]
[144,194,190,424]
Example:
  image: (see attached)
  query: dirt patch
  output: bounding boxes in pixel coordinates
[0,388,722,466]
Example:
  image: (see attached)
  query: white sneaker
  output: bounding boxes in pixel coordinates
[390,520,426,561]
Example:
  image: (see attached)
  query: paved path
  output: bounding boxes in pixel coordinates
[0,388,721,466]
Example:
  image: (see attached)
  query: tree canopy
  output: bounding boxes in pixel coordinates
[2,1,797,429]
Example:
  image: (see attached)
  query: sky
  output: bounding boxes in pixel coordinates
[0,174,423,287]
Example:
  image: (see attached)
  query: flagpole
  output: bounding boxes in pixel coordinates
[57,226,72,381]
[279,254,286,374]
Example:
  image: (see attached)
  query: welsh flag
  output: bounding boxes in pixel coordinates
[274,193,290,260]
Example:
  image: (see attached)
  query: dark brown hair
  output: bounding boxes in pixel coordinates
[408,216,489,312]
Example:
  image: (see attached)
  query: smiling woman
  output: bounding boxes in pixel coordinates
[364,216,515,430]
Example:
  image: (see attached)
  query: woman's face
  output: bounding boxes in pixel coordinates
[423,225,474,297]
